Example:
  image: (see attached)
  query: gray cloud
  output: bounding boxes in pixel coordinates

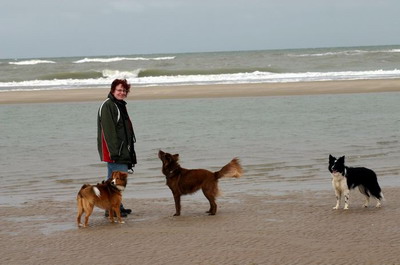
[1,0,399,58]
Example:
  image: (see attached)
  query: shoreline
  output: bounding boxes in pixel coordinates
[1,79,400,104]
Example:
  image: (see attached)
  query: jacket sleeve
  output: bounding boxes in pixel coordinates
[100,102,120,159]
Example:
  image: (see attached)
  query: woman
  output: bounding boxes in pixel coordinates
[97,79,137,216]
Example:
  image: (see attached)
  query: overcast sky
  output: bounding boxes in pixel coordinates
[1,0,399,59]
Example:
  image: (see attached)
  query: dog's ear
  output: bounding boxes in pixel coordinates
[172,154,179,161]
[338,156,345,163]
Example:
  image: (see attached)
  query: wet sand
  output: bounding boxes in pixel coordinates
[1,79,400,104]
[1,187,398,265]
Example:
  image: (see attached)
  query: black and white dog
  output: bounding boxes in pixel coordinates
[329,155,383,210]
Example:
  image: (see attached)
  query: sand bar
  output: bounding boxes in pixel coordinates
[1,79,400,104]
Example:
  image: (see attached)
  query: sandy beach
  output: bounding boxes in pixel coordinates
[1,79,400,264]
[1,79,400,104]
[1,187,399,265]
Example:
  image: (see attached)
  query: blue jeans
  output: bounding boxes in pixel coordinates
[107,162,128,180]
[106,163,129,211]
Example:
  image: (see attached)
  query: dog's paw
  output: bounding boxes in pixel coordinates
[333,206,339,210]
[173,213,180,216]
[119,221,125,224]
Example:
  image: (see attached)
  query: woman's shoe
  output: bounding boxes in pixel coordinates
[105,210,128,217]
[120,206,132,214]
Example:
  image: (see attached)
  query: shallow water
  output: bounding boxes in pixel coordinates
[1,92,399,205]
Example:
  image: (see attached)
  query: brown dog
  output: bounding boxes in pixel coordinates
[76,171,128,227]
[158,150,243,216]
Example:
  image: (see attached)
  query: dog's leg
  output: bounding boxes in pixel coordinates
[333,191,341,210]
[375,193,383,208]
[173,194,181,216]
[363,196,370,208]
[358,186,370,208]
[207,197,217,216]
[83,202,94,227]
[108,209,115,223]
[376,199,382,208]
[203,188,217,215]
[84,211,92,227]
[332,179,341,210]
[344,190,350,210]
[114,206,125,224]
[76,197,84,227]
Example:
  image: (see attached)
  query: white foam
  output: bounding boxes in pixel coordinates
[9,60,56,65]
[102,69,141,79]
[1,69,400,91]
[74,56,175,63]
[290,48,400,57]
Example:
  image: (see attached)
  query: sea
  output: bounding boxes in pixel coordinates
[1,45,400,91]
[1,45,400,206]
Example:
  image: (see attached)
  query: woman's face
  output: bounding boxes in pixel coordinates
[112,84,127,100]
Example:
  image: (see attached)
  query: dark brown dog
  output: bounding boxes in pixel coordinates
[76,171,128,227]
[158,150,243,216]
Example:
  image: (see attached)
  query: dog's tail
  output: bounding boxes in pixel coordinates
[216,158,243,179]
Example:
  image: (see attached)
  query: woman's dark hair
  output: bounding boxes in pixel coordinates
[110,79,131,94]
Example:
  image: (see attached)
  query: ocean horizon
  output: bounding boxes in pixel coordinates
[1,44,400,92]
